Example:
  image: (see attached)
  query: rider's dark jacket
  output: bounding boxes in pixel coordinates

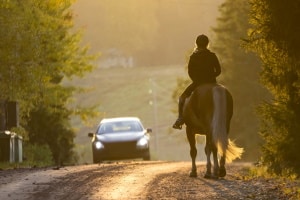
[180,48,221,98]
[188,48,221,84]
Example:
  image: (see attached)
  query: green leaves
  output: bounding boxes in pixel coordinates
[0,0,96,164]
[210,0,266,160]
[246,0,300,176]
[0,0,94,103]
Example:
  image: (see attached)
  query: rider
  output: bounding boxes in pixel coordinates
[172,34,221,129]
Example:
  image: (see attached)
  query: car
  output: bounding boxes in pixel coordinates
[88,117,151,163]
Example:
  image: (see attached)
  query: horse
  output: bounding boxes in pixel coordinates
[183,83,243,179]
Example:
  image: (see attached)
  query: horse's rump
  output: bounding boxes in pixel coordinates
[183,83,243,162]
[183,83,243,178]
[183,83,218,134]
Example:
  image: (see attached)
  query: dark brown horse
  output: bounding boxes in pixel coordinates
[183,83,243,179]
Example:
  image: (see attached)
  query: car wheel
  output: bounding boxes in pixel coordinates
[143,152,150,161]
[92,153,102,163]
[143,156,150,161]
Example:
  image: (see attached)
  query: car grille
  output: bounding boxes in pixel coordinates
[103,141,137,155]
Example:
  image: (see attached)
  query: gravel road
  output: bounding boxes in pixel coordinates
[0,161,297,200]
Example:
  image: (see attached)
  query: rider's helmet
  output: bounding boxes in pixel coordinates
[196,34,209,48]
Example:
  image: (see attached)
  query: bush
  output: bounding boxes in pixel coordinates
[25,105,77,165]
[23,143,53,167]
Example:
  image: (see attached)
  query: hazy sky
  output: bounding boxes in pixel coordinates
[72,0,224,66]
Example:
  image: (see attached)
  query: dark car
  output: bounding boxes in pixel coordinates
[88,117,151,163]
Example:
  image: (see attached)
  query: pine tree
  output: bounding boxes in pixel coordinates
[246,0,300,175]
[211,0,268,160]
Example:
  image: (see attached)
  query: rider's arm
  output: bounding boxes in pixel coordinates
[213,54,221,77]
[188,55,197,82]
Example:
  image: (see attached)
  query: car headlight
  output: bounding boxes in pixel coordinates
[137,138,149,149]
[95,141,104,149]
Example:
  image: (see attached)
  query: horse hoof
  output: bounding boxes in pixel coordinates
[204,173,219,179]
[219,167,226,178]
[211,174,219,180]
[189,171,197,177]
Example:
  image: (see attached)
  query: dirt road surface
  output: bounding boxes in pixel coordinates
[0,161,296,200]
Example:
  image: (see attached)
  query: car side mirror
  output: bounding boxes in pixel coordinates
[146,128,152,133]
[88,133,94,137]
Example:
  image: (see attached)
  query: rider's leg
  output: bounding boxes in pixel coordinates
[173,83,196,129]
[172,96,185,129]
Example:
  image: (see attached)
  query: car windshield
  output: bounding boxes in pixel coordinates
[97,120,143,134]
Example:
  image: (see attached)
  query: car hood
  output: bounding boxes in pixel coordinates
[96,131,145,142]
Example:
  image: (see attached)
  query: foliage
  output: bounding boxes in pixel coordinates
[25,105,77,165]
[246,0,300,175]
[0,143,53,169]
[172,0,267,161]
[23,143,53,167]
[246,165,300,198]
[0,0,94,109]
[211,0,269,160]
[10,126,28,141]
[0,0,96,164]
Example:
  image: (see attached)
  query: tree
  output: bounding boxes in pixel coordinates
[0,0,93,107]
[0,0,96,164]
[211,0,268,160]
[26,105,76,165]
[246,0,300,175]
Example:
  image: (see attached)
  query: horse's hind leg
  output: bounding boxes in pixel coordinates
[204,140,212,178]
[219,155,226,178]
[218,116,230,178]
[212,144,219,179]
[205,134,219,179]
[186,126,197,177]
[204,136,212,178]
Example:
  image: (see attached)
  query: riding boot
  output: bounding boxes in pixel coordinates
[172,98,185,129]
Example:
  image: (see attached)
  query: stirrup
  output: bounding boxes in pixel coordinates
[173,123,182,130]
[172,119,183,130]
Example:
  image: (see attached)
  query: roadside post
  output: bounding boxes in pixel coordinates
[0,131,23,163]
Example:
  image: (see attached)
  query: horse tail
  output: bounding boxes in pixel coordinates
[226,139,244,163]
[212,85,243,163]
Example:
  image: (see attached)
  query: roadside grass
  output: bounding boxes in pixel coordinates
[0,161,49,170]
[245,165,300,199]
[0,162,24,170]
